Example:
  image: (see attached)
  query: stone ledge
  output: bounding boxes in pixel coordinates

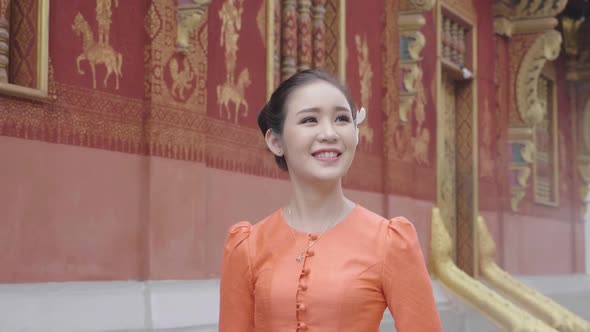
[0,275,587,332]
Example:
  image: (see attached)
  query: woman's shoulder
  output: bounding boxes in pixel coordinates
[224,221,252,252]
[353,205,419,244]
[356,205,416,228]
[226,209,283,238]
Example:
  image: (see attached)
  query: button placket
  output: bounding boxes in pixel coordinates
[295,234,317,330]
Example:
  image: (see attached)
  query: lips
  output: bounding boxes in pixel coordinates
[312,149,342,161]
[314,151,338,158]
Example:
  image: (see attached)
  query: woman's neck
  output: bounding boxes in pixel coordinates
[286,178,354,233]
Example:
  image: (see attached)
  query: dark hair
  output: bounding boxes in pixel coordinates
[257,69,356,171]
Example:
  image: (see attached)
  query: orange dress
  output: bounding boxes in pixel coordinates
[219,205,442,331]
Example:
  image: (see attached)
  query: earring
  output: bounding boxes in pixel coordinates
[277,150,283,156]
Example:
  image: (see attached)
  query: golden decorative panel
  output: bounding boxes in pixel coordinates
[438,73,458,259]
[0,0,49,100]
[146,0,207,109]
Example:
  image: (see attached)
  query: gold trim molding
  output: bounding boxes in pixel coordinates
[516,30,561,126]
[430,208,558,331]
[477,215,590,331]
[266,0,274,99]
[0,0,50,101]
[494,17,558,37]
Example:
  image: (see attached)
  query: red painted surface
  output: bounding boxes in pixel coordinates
[0,1,584,282]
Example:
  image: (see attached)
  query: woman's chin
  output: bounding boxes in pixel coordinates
[304,169,348,184]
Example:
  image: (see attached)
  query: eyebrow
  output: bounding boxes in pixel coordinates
[296,106,351,115]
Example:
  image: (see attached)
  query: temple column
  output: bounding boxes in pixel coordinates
[311,0,325,69]
[0,0,10,83]
[281,0,297,80]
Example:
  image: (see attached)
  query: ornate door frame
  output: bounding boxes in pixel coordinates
[435,0,479,276]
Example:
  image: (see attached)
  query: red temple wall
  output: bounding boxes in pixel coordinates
[0,0,584,283]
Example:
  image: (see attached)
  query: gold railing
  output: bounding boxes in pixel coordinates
[430,207,557,331]
[477,215,590,332]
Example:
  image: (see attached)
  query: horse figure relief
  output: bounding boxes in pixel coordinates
[72,12,123,90]
[217,68,251,124]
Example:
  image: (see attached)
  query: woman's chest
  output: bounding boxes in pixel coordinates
[252,244,386,324]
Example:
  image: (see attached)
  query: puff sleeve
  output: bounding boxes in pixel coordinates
[219,221,254,332]
[382,217,442,331]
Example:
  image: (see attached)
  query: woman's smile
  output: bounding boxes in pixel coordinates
[312,148,342,163]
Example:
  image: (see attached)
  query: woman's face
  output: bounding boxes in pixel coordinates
[278,80,356,183]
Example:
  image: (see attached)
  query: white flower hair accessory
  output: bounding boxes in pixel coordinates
[354,107,366,146]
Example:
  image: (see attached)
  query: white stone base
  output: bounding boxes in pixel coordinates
[0,275,588,332]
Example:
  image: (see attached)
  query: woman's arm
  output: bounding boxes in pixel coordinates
[383,217,443,332]
[219,222,254,332]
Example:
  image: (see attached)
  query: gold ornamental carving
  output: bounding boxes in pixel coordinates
[177,0,212,53]
[355,34,374,147]
[508,128,536,211]
[217,0,251,124]
[144,0,208,108]
[72,1,123,90]
[494,0,567,21]
[493,0,566,37]
[562,16,590,81]
[430,208,558,332]
[477,216,590,332]
[516,30,561,126]
[401,0,436,12]
[513,0,567,19]
[399,18,427,125]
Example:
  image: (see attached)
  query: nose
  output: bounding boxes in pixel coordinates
[316,121,338,142]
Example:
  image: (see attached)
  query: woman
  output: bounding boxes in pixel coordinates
[219,70,442,331]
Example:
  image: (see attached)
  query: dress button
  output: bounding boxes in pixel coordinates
[309,234,318,241]
[297,303,306,311]
[297,322,307,330]
[301,268,310,276]
[306,250,315,257]
[299,283,308,291]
